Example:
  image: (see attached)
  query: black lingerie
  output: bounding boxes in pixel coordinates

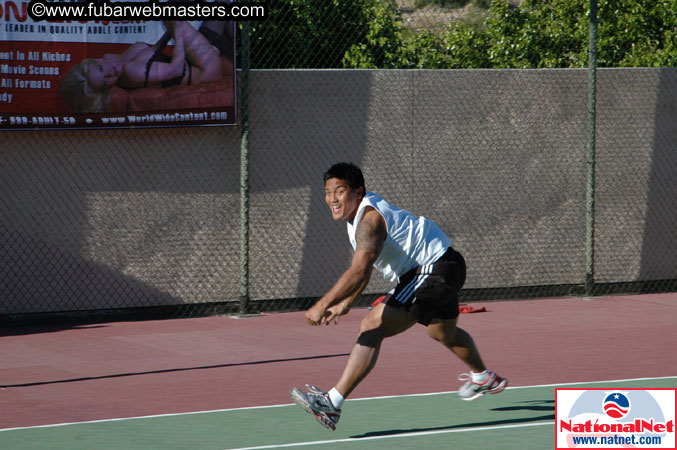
[142,26,232,88]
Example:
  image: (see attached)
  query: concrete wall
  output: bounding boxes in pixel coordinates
[2,68,675,314]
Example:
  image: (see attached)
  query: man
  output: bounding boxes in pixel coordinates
[290,162,506,431]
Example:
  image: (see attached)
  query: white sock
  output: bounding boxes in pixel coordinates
[328,388,344,409]
[471,370,490,383]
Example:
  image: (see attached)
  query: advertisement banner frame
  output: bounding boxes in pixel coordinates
[0,0,238,130]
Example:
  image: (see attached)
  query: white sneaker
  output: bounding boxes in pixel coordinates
[290,384,341,431]
[458,371,507,401]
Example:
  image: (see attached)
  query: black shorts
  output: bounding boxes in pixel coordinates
[385,247,466,326]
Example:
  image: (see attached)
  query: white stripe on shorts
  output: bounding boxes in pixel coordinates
[395,263,432,304]
[394,277,418,304]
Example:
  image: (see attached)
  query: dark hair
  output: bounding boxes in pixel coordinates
[323,162,366,195]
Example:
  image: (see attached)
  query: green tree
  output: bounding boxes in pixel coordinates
[248,0,402,68]
[342,0,406,68]
[400,24,491,69]
[414,0,677,68]
[246,0,677,69]
[479,0,588,68]
[597,0,677,66]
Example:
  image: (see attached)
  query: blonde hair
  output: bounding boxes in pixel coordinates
[59,59,110,113]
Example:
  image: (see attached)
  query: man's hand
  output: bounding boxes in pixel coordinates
[324,302,350,325]
[305,300,350,326]
[305,302,328,326]
[304,206,384,327]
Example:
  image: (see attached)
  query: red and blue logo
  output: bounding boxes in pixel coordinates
[603,392,630,419]
[556,388,676,448]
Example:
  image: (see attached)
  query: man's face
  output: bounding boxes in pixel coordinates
[324,177,362,222]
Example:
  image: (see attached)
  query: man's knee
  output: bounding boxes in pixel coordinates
[356,311,385,347]
[356,329,384,348]
[356,304,416,347]
[358,311,379,331]
[426,319,459,345]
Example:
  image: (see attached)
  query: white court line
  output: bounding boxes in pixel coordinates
[223,421,554,450]
[1,376,675,432]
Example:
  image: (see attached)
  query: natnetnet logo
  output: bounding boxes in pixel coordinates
[556,388,676,449]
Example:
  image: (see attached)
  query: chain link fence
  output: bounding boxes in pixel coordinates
[1,0,675,324]
[1,127,243,322]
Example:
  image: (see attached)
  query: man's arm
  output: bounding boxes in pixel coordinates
[306,207,386,326]
[322,272,371,325]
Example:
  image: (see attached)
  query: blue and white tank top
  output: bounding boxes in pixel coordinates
[347,192,452,282]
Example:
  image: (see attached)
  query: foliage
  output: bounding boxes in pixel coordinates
[248,0,677,69]
[248,0,391,68]
[413,0,490,8]
[482,0,589,68]
[247,0,406,69]
[398,0,677,68]
[399,23,491,68]
[596,0,677,67]
[342,0,406,69]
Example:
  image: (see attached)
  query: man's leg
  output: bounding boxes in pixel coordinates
[335,302,416,398]
[425,317,507,400]
[424,318,486,372]
[290,302,415,430]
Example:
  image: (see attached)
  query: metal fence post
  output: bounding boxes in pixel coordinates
[585,0,598,296]
[239,20,251,315]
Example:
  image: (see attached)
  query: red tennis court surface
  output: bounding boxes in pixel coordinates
[1,293,675,430]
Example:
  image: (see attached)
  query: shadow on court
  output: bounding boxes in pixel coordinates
[0,353,350,389]
[0,324,109,337]
[491,399,555,412]
[351,413,555,439]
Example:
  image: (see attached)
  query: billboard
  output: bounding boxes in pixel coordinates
[0,0,237,129]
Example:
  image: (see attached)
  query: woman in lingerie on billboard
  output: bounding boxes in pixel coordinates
[59,20,233,113]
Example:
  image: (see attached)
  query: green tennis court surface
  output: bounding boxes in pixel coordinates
[2,377,675,450]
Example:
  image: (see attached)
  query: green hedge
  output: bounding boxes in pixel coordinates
[248,0,677,69]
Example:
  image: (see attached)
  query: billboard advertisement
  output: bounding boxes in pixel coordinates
[0,0,243,129]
